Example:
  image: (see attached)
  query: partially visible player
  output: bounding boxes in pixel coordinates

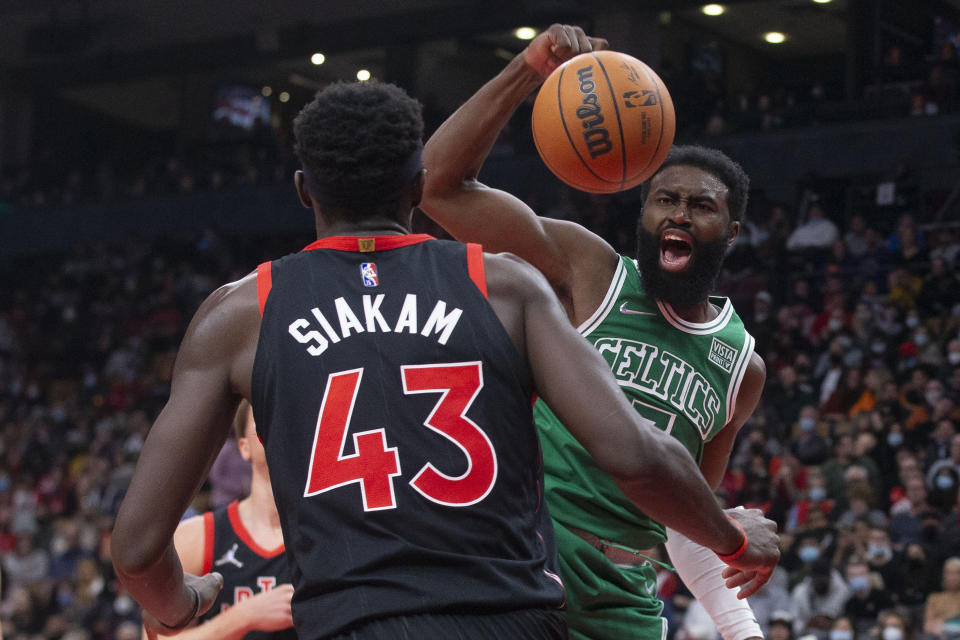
[420,23,769,640]
[144,400,294,640]
[112,80,779,640]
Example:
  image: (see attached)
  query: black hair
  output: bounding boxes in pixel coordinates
[640,145,750,221]
[293,81,424,219]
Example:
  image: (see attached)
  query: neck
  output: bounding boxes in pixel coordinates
[243,467,282,531]
[314,213,410,239]
[668,297,717,324]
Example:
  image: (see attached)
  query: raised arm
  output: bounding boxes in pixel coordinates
[113,274,260,636]
[485,252,779,583]
[422,25,617,318]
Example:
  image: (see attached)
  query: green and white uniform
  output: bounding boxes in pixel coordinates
[536,255,755,640]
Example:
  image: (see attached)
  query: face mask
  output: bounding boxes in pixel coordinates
[926,391,944,406]
[809,487,827,501]
[868,544,891,560]
[949,352,960,365]
[799,546,820,563]
[937,475,954,490]
[800,417,816,432]
[888,432,904,447]
[915,333,928,346]
[831,631,853,640]
[829,319,843,331]
[848,575,869,592]
[873,342,887,354]
[883,627,904,640]
[906,316,920,328]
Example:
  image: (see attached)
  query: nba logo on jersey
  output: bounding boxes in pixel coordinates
[360,262,379,287]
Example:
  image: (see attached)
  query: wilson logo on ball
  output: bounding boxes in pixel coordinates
[575,65,613,159]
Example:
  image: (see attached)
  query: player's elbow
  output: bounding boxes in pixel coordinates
[111,522,166,577]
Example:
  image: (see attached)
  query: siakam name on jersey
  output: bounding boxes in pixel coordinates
[287,293,463,356]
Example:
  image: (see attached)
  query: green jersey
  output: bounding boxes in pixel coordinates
[537,254,756,553]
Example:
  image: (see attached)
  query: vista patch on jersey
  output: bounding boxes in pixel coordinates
[708,337,738,373]
[360,262,379,287]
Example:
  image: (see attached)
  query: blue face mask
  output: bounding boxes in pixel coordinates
[888,432,904,447]
[831,630,854,640]
[800,417,816,432]
[799,546,820,563]
[936,475,955,490]
[809,487,827,501]
[848,575,869,592]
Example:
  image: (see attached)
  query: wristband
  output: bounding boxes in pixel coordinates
[716,516,748,562]
[159,584,200,631]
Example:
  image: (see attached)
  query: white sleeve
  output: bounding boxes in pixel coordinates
[666,526,763,640]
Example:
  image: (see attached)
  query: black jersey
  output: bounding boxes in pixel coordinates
[197,500,297,639]
[250,235,563,639]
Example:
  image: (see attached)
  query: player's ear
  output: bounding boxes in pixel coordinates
[409,169,425,208]
[237,436,252,462]
[294,170,313,209]
[727,220,740,247]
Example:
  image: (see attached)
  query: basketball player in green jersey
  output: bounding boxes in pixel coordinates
[420,24,768,640]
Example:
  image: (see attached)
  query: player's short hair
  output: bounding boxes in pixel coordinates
[640,145,750,222]
[293,81,424,219]
[233,399,252,441]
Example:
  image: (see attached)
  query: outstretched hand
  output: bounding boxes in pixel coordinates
[142,572,223,639]
[719,508,780,599]
[523,23,609,78]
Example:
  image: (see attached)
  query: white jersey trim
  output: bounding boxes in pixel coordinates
[725,331,755,427]
[657,297,734,335]
[578,258,627,337]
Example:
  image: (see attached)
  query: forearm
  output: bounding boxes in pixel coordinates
[613,430,743,555]
[423,53,543,187]
[666,527,762,640]
[115,541,195,628]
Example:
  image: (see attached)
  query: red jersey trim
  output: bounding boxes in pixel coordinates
[227,500,285,558]
[301,234,435,253]
[256,262,273,317]
[466,243,488,299]
[201,512,215,575]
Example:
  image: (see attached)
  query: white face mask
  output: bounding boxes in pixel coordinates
[949,352,960,365]
[882,627,904,640]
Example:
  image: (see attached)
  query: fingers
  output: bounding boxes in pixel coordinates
[723,569,755,590]
[194,572,224,617]
[548,24,602,58]
[735,569,772,600]
[589,37,609,51]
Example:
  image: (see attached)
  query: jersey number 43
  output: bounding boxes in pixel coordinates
[303,362,498,511]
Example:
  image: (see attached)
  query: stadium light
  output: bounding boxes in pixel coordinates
[701,5,725,16]
[356,69,371,82]
[278,91,290,103]
[764,32,787,44]
[311,52,326,65]
[514,27,537,40]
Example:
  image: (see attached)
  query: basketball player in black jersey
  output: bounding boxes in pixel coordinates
[112,80,780,640]
[146,400,295,640]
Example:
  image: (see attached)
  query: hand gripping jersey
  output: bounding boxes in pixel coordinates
[251,235,563,639]
[197,501,296,640]
[536,256,755,640]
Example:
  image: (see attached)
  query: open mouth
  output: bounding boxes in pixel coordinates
[659,231,693,272]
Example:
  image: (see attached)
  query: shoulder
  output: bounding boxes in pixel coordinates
[180,272,259,358]
[173,513,211,574]
[483,251,556,302]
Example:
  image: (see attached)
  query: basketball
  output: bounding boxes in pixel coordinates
[531,50,676,194]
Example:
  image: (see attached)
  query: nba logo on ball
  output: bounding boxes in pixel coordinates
[360,263,378,287]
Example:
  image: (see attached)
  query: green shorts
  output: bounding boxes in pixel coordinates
[556,525,668,640]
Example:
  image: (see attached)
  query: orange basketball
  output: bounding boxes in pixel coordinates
[531,50,675,194]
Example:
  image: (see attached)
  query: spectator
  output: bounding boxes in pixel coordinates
[830,615,857,640]
[791,405,831,466]
[790,558,852,635]
[923,557,960,638]
[844,557,894,634]
[786,203,841,252]
[770,610,796,640]
[890,476,935,544]
[845,215,871,258]
[927,435,960,492]
[751,567,794,636]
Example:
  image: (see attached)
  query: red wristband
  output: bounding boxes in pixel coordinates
[716,515,748,562]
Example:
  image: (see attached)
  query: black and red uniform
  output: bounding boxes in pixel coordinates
[251,235,564,639]
[197,500,297,639]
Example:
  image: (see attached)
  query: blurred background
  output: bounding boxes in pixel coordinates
[1,1,959,638]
